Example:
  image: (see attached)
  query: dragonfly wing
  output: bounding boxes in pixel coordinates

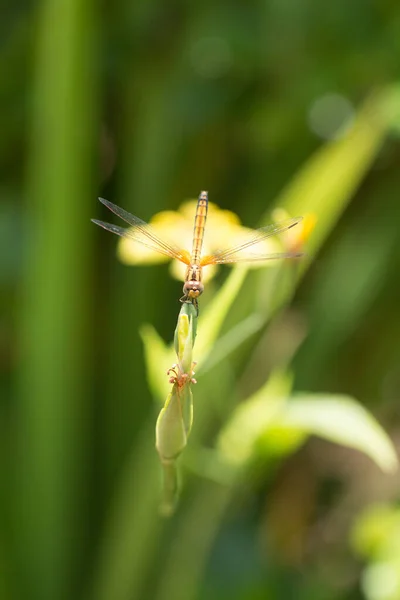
[92,220,176,259]
[99,197,148,227]
[95,198,191,264]
[208,250,303,264]
[200,216,302,266]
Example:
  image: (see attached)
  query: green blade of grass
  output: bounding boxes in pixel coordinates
[16,0,97,598]
[275,87,400,258]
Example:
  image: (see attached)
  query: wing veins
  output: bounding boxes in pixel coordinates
[92,220,189,262]
[211,251,303,264]
[97,198,189,262]
[208,217,302,262]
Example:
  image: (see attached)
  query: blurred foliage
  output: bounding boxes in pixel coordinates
[352,504,400,600]
[1,1,400,600]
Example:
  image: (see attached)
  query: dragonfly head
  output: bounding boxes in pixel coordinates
[183,280,204,300]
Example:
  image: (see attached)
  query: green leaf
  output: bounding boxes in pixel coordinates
[218,381,398,474]
[216,371,294,468]
[199,313,264,375]
[275,395,398,473]
[196,266,249,359]
[275,87,400,260]
[140,324,173,401]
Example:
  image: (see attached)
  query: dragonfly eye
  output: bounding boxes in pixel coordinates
[183,281,204,298]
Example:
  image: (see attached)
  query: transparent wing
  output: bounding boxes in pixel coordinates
[92,198,191,264]
[200,216,303,266]
[207,250,304,264]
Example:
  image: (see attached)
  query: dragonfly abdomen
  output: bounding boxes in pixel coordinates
[191,190,208,264]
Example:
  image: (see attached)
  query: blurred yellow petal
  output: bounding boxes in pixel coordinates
[117,209,190,266]
[150,209,189,240]
[169,259,187,282]
[117,236,170,265]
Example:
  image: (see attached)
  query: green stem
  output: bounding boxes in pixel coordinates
[155,481,232,600]
[89,425,163,600]
[16,0,97,598]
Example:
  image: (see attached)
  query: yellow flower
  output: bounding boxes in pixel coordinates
[118,199,293,282]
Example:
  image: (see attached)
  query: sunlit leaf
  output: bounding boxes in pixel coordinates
[140,324,173,401]
[196,266,249,359]
[275,395,398,473]
[216,371,293,468]
[361,561,400,600]
[218,385,398,474]
[351,503,400,600]
[275,87,400,261]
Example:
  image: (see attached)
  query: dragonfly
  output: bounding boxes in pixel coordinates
[92,191,303,310]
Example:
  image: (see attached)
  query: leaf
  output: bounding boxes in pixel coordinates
[275,395,398,473]
[218,383,398,474]
[140,324,173,401]
[216,371,294,468]
[198,313,264,375]
[196,266,249,359]
[275,87,400,261]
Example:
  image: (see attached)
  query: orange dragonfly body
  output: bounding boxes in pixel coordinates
[92,191,302,310]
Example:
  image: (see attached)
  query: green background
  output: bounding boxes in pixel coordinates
[1,1,400,599]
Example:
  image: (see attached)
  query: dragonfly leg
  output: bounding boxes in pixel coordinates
[167,363,197,387]
[179,294,199,315]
